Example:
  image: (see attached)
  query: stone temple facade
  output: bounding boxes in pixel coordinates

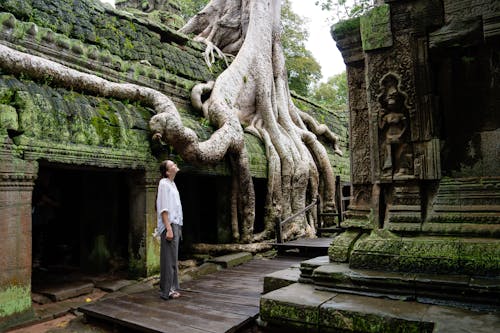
[260,0,499,332]
[0,0,348,329]
[330,0,499,276]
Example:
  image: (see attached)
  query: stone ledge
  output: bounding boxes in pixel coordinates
[350,232,500,276]
[299,256,330,282]
[311,262,500,309]
[259,282,500,332]
[207,252,253,268]
[263,267,300,294]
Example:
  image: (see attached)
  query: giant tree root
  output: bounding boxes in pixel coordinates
[190,242,273,255]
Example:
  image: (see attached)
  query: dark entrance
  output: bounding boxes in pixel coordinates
[31,163,133,286]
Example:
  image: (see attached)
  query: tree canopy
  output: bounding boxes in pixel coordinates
[281,0,322,97]
[314,0,374,21]
[313,71,348,110]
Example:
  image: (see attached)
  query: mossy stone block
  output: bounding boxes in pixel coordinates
[0,104,18,132]
[263,268,301,294]
[360,4,393,51]
[320,293,433,333]
[260,283,335,329]
[328,230,363,262]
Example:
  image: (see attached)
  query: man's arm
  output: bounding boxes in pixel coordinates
[161,211,174,240]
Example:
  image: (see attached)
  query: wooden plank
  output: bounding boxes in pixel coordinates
[81,299,209,333]
[173,293,258,317]
[80,257,304,333]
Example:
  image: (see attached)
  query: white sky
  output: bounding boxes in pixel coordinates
[100,0,345,81]
[289,0,346,80]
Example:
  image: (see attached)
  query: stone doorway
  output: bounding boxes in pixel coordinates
[31,164,136,300]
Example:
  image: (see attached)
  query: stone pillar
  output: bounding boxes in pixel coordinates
[332,1,444,231]
[331,17,377,229]
[0,143,37,328]
[128,167,159,277]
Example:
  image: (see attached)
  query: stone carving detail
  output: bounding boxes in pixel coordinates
[348,66,371,184]
[444,0,499,23]
[377,72,413,179]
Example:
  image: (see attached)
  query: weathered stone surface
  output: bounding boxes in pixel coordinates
[263,267,301,294]
[328,230,362,262]
[260,283,335,331]
[260,282,499,332]
[95,279,135,292]
[34,281,94,302]
[349,231,500,276]
[299,256,330,281]
[360,4,392,51]
[208,252,253,268]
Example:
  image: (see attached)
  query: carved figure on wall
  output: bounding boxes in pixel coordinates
[377,73,412,178]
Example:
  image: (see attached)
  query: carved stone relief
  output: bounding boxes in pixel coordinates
[377,72,413,180]
[347,65,371,185]
[444,0,500,23]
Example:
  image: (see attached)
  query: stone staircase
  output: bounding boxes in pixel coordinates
[259,256,500,332]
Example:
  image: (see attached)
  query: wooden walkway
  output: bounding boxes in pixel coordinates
[78,257,302,333]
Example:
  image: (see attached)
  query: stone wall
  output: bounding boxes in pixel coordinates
[0,0,350,327]
[330,0,499,275]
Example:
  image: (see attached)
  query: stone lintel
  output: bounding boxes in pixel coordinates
[484,12,500,40]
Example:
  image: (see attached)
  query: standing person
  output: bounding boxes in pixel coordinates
[156,159,183,300]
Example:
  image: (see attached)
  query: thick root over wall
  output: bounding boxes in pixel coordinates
[0,0,341,244]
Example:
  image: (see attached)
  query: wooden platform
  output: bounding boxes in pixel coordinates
[273,237,334,257]
[78,257,301,333]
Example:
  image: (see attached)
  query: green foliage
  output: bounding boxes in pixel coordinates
[312,71,347,110]
[315,0,374,22]
[177,0,209,21]
[281,0,322,97]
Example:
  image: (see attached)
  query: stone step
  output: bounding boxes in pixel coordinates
[310,262,500,310]
[263,266,301,294]
[298,255,330,282]
[259,283,500,333]
[95,279,135,292]
[208,252,253,268]
[33,281,94,302]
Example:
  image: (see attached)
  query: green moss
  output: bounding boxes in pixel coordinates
[0,0,33,20]
[331,17,360,40]
[0,104,19,133]
[0,12,16,30]
[0,285,31,317]
[360,4,392,51]
[328,230,363,262]
[261,298,319,326]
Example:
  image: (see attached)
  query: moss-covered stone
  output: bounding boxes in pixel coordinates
[0,104,18,134]
[350,231,500,276]
[331,17,360,40]
[0,285,32,318]
[360,4,392,51]
[328,230,363,262]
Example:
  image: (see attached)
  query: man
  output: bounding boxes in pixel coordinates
[156,159,183,300]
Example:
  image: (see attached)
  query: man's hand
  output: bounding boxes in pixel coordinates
[166,228,174,241]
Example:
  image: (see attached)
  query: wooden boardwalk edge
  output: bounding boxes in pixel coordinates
[79,257,303,333]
